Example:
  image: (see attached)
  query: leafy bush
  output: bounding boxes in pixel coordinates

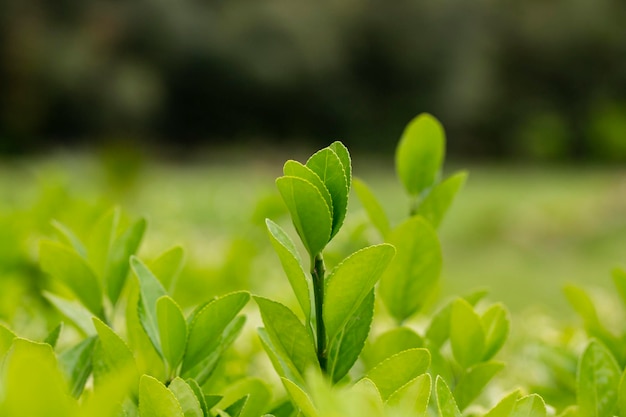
[0,114,624,416]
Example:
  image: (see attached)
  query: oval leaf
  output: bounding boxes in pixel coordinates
[132,256,168,356]
[276,176,332,256]
[139,374,184,417]
[324,244,395,342]
[481,303,510,361]
[450,298,485,369]
[149,245,186,292]
[416,171,467,229]
[453,361,505,411]
[306,147,349,238]
[379,216,442,322]
[284,160,334,221]
[365,348,431,401]
[435,376,462,417]
[396,113,445,196]
[577,339,621,417]
[510,394,546,417]
[157,296,188,370]
[169,377,204,417]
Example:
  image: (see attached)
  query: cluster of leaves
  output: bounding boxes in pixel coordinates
[0,114,624,417]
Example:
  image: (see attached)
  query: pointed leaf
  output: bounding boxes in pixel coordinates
[386,373,431,415]
[435,376,462,417]
[416,171,467,228]
[255,296,318,378]
[306,147,349,238]
[183,291,250,374]
[157,296,187,369]
[258,328,305,386]
[139,374,184,417]
[454,361,505,411]
[43,291,96,336]
[379,216,441,322]
[510,394,546,417]
[169,377,204,417]
[282,378,319,417]
[186,378,209,417]
[40,240,103,316]
[87,207,120,279]
[149,246,186,291]
[577,340,620,417]
[327,290,375,382]
[92,317,138,386]
[51,219,87,258]
[132,256,168,355]
[276,176,332,256]
[266,219,311,321]
[324,244,395,342]
[106,217,146,304]
[59,336,97,398]
[44,323,63,348]
[0,323,16,358]
[353,178,391,238]
[366,348,430,401]
[484,390,522,417]
[396,113,445,196]
[218,378,272,417]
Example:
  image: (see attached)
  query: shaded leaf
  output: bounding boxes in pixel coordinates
[510,394,546,417]
[58,336,97,398]
[324,244,395,342]
[149,245,186,292]
[416,171,467,228]
[44,323,63,348]
[386,373,431,415]
[43,291,96,336]
[453,361,505,411]
[132,256,168,356]
[481,303,510,361]
[450,298,485,369]
[157,296,187,370]
[379,216,441,322]
[353,178,391,238]
[282,378,319,417]
[363,326,423,370]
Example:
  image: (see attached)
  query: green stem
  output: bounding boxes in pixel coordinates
[311,253,327,372]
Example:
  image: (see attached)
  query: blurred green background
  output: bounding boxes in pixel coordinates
[0,0,625,335]
[1,0,626,160]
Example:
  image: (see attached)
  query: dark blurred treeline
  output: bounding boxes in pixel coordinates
[1,0,626,160]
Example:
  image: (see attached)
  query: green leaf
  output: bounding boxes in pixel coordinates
[564,285,600,325]
[139,374,184,417]
[43,291,97,336]
[284,160,334,221]
[92,317,138,386]
[435,376,462,417]
[58,336,97,398]
[186,378,209,417]
[3,338,77,416]
[324,244,395,342]
[379,216,441,322]
[183,291,250,374]
[132,256,168,356]
[86,207,120,280]
[353,178,391,238]
[254,296,318,379]
[481,303,510,361]
[40,240,103,317]
[169,377,204,417]
[510,394,547,417]
[0,323,16,358]
[218,378,272,417]
[386,373,431,415]
[453,361,505,411]
[149,246,186,291]
[396,113,445,196]
[258,328,305,386]
[484,390,522,417]
[157,296,187,370]
[329,141,352,190]
[306,147,349,238]
[276,176,332,256]
[44,323,63,348]
[577,340,620,417]
[106,217,146,304]
[365,348,430,401]
[266,219,312,321]
[327,290,375,383]
[282,378,319,417]
[183,315,246,385]
[619,368,626,417]
[363,326,423,370]
[51,219,88,258]
[450,298,485,368]
[416,171,467,228]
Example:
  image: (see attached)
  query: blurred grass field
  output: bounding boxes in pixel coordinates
[1,152,625,324]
